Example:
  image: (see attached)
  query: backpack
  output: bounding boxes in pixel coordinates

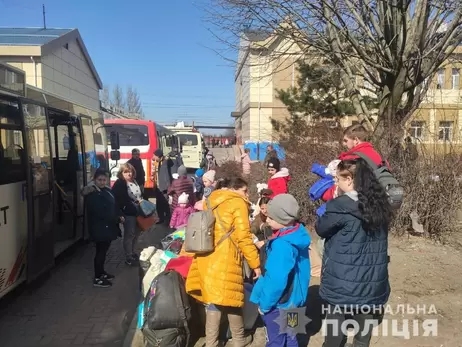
[142,270,191,347]
[353,152,403,209]
[184,198,235,254]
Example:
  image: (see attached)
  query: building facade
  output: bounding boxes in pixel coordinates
[233,30,302,143]
[0,27,102,112]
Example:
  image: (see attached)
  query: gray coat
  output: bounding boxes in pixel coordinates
[157,157,174,192]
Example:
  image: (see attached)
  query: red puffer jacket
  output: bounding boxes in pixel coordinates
[167,176,195,210]
[268,168,291,198]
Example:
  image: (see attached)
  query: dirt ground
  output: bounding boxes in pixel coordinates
[299,235,462,347]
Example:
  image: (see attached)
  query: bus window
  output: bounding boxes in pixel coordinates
[0,100,26,184]
[106,124,149,147]
[23,104,52,194]
[178,134,199,146]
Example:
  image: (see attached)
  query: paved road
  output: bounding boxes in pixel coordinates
[208,147,237,165]
[0,225,171,347]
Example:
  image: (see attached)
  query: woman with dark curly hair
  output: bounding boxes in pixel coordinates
[316,158,394,347]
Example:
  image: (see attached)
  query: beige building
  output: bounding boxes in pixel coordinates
[0,27,102,112]
[233,30,302,143]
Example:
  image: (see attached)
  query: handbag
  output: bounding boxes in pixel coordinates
[139,199,156,217]
[137,214,158,231]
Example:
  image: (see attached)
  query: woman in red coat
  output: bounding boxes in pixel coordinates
[267,158,290,198]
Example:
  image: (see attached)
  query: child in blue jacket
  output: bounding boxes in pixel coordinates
[250,194,311,347]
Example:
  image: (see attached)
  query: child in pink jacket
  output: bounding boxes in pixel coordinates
[241,148,252,176]
[170,193,194,229]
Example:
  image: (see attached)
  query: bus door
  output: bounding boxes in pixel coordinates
[177,133,201,169]
[22,102,55,282]
[48,111,86,254]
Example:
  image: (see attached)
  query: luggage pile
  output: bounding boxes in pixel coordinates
[137,223,261,347]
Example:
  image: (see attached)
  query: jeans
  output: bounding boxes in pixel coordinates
[123,216,141,260]
[323,305,383,347]
[206,304,247,347]
[94,241,111,278]
[262,309,299,347]
[155,188,170,223]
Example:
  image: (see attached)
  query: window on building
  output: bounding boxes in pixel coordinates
[409,121,425,139]
[438,121,453,142]
[452,68,460,90]
[437,69,445,89]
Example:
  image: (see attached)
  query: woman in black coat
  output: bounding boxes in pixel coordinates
[82,169,123,288]
[316,158,394,347]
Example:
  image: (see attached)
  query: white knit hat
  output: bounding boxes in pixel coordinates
[178,192,189,204]
[203,170,216,183]
[326,159,341,177]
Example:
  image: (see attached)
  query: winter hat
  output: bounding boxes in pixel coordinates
[326,159,341,177]
[203,170,216,183]
[178,192,189,204]
[154,149,163,157]
[195,168,205,178]
[267,194,299,225]
[177,165,187,177]
[267,157,281,171]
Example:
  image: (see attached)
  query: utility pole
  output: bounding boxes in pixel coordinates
[42,4,47,29]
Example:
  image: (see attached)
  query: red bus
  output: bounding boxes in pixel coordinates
[104,119,177,192]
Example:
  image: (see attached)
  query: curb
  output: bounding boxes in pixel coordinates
[123,309,144,347]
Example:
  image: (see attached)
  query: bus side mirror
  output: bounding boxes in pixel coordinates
[110,131,120,150]
[110,150,120,161]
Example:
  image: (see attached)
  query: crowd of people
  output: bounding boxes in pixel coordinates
[82,123,395,347]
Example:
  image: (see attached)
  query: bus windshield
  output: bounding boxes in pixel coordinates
[107,124,149,146]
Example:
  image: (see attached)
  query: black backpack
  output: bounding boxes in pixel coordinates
[353,152,403,210]
[142,270,191,347]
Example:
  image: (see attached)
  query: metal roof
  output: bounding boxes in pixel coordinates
[0,27,74,46]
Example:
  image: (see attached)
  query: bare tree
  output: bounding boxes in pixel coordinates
[206,0,462,142]
[126,85,143,118]
[100,86,110,106]
[112,84,125,110]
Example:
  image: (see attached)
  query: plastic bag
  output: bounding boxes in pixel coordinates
[139,199,156,217]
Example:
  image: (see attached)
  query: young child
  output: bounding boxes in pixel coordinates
[193,168,205,200]
[170,192,194,229]
[194,170,217,210]
[267,158,290,198]
[241,148,252,176]
[322,123,387,201]
[250,194,311,347]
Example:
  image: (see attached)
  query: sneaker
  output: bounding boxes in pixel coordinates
[125,258,133,266]
[101,272,115,281]
[93,277,112,288]
[131,253,139,261]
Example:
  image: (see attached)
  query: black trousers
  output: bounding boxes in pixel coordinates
[323,305,383,347]
[94,241,111,278]
[155,188,171,222]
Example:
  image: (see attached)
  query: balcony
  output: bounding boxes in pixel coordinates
[423,89,462,105]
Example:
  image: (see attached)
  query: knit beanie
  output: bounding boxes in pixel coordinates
[326,159,341,177]
[267,157,281,171]
[267,194,299,226]
[177,165,187,177]
[178,192,189,204]
[195,168,205,178]
[203,170,216,183]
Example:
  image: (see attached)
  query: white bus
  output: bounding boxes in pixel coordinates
[0,63,107,298]
[174,131,206,169]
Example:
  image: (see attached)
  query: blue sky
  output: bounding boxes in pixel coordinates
[0,0,236,128]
